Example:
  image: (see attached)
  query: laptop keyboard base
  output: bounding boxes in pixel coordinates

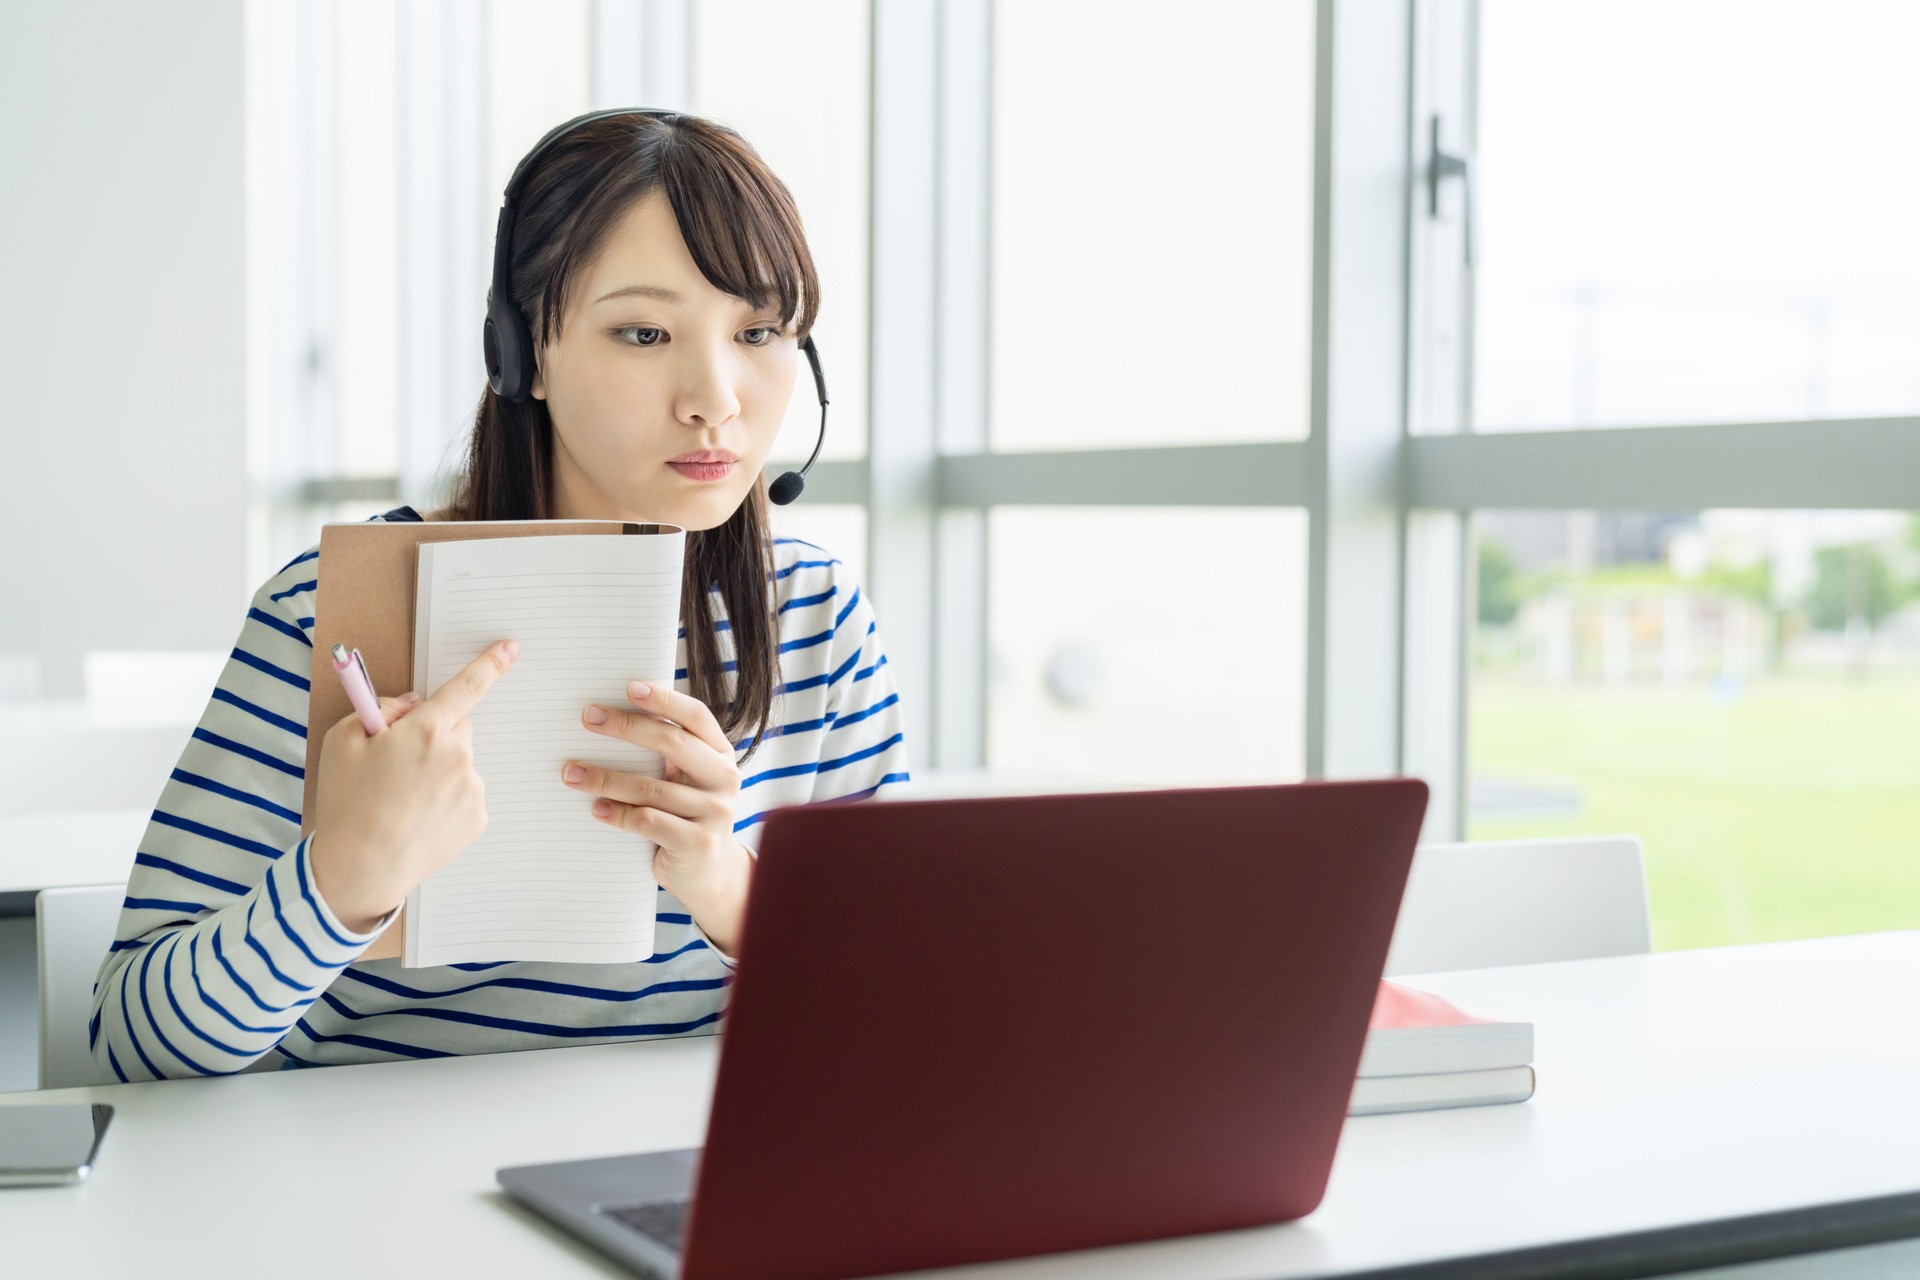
[599,1197,690,1253]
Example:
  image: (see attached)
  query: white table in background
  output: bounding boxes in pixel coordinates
[0,695,191,897]
[6,932,1920,1279]
[0,809,148,896]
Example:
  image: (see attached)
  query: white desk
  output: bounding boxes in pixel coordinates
[7,932,1920,1279]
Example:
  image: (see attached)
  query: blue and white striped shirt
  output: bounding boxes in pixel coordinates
[89,507,910,1082]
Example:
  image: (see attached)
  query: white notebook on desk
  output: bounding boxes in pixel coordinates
[404,530,685,967]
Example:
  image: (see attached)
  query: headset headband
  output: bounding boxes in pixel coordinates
[490,109,677,308]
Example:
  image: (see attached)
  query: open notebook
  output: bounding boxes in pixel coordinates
[395,530,685,966]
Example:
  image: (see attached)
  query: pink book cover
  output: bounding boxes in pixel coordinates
[1359,979,1533,1078]
[1368,979,1501,1031]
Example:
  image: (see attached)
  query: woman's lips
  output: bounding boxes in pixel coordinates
[668,460,736,482]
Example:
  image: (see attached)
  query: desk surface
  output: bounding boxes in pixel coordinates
[7,931,1920,1279]
[0,769,1118,899]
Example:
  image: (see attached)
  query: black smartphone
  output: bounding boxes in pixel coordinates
[0,1104,113,1187]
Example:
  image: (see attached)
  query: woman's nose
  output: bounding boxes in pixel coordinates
[670,339,743,427]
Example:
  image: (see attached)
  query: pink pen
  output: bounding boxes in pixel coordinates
[331,643,388,736]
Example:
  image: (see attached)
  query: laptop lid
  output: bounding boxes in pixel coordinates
[679,779,1429,1280]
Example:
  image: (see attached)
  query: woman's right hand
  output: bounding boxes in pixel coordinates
[309,638,521,932]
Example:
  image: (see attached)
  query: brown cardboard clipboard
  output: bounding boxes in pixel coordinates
[301,518,671,962]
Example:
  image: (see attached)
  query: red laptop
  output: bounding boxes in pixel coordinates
[498,779,1430,1279]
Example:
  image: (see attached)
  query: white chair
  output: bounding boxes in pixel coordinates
[1383,835,1651,976]
[34,882,126,1089]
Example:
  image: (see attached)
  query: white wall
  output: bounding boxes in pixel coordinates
[0,0,249,697]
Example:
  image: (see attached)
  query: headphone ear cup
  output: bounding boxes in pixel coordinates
[482,313,505,394]
[485,291,536,402]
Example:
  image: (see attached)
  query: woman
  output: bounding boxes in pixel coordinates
[90,111,909,1081]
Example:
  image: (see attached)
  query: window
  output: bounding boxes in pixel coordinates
[988,0,1316,451]
[988,509,1307,784]
[769,504,867,591]
[247,0,863,583]
[237,1,1920,964]
[1404,0,1920,956]
[961,1,1316,788]
[1466,0,1920,432]
[1468,509,1920,949]
[692,0,871,464]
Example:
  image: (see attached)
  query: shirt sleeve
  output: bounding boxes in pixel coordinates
[88,562,395,1082]
[810,566,912,805]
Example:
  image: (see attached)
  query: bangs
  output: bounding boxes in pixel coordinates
[658,127,819,336]
[523,114,820,349]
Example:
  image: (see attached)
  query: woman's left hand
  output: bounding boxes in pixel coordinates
[563,679,753,953]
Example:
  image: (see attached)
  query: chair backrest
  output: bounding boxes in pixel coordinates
[1383,835,1651,976]
[35,883,126,1089]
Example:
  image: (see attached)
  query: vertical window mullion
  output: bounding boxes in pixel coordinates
[867,0,939,759]
[1306,0,1415,782]
[929,0,993,771]
[1401,0,1477,837]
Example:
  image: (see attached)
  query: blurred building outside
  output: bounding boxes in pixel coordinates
[1477,510,1920,690]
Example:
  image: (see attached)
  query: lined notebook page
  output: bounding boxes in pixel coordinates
[405,531,685,966]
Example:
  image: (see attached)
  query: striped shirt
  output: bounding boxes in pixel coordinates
[89,506,910,1082]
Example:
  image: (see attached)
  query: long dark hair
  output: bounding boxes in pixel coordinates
[436,112,820,761]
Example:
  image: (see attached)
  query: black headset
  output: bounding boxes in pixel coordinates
[482,107,828,506]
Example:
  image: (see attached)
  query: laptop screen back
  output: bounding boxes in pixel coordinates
[683,779,1428,1280]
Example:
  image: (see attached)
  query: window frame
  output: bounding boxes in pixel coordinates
[1404,0,1920,839]
[258,0,1920,847]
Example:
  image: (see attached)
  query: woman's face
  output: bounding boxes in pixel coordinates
[533,188,802,531]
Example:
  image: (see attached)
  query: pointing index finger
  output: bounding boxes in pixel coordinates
[424,639,520,721]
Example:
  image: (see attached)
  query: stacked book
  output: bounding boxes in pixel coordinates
[1349,980,1535,1116]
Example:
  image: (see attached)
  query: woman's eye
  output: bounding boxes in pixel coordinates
[617,326,665,347]
[741,326,777,347]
